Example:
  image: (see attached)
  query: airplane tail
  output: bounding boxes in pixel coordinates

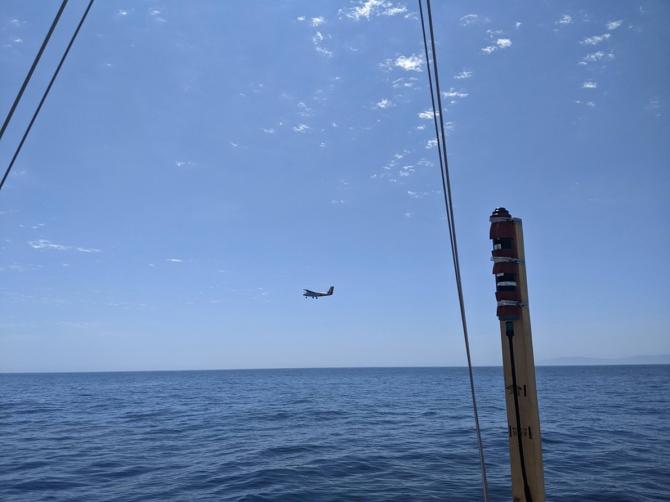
[327,286,334,295]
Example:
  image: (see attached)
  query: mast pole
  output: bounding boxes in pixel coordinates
[489,208,545,502]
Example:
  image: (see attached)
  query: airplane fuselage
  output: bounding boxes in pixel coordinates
[303,286,334,299]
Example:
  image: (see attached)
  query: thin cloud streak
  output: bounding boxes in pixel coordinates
[28,240,101,253]
[581,33,611,46]
[341,0,407,21]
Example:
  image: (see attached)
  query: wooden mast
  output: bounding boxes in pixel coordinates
[489,208,545,502]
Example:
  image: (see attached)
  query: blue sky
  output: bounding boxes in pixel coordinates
[0,0,668,372]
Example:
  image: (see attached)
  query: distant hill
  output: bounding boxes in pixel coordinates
[539,355,670,366]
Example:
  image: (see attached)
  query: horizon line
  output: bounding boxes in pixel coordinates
[2,361,669,375]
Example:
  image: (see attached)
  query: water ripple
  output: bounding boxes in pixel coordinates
[1,366,669,501]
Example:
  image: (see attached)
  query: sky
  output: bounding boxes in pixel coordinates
[0,0,668,372]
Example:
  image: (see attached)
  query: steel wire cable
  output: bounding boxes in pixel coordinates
[418,1,490,500]
[0,0,69,142]
[0,0,94,192]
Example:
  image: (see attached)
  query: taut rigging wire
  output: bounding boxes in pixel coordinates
[0,0,94,192]
[0,0,69,142]
[418,1,490,500]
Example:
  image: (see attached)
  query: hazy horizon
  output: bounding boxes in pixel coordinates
[3,353,670,375]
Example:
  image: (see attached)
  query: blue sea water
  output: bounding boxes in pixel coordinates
[1,366,669,501]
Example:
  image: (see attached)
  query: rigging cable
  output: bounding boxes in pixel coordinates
[0,0,69,142]
[418,1,490,500]
[0,0,94,192]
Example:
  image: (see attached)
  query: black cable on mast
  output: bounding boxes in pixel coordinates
[418,1,489,500]
[0,0,69,142]
[0,0,94,192]
[505,322,534,502]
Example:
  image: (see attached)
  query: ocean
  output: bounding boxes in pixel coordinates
[1,366,668,501]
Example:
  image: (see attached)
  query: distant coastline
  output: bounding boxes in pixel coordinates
[538,354,670,366]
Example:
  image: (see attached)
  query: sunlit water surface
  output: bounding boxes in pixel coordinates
[1,366,669,501]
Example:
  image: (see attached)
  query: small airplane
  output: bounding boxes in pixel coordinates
[303,286,334,299]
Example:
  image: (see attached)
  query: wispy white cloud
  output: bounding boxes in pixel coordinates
[575,100,596,108]
[579,51,615,65]
[0,263,36,273]
[298,16,333,56]
[376,98,393,109]
[28,239,101,253]
[425,139,437,149]
[293,123,310,133]
[582,80,598,89]
[392,76,418,88]
[166,258,183,263]
[149,9,166,22]
[394,54,422,72]
[330,199,345,205]
[606,19,623,31]
[117,9,128,16]
[459,14,481,27]
[497,38,512,48]
[342,0,408,21]
[482,38,512,55]
[315,46,333,56]
[482,46,496,55]
[418,110,436,120]
[297,101,312,117]
[442,88,469,99]
[581,33,611,45]
[312,31,333,57]
[647,97,661,110]
[374,150,413,182]
[407,190,430,199]
[646,97,661,117]
[454,70,473,80]
[557,14,572,25]
[29,240,67,251]
[262,128,275,134]
[175,160,197,168]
